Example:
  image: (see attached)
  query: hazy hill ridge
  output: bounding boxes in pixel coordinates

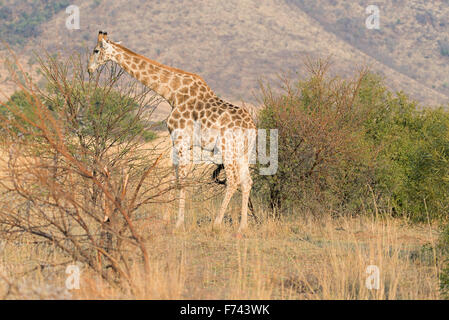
[1,0,448,106]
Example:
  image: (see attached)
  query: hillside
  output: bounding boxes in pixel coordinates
[0,0,448,107]
[291,0,449,103]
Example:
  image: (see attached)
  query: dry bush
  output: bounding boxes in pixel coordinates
[255,58,371,216]
[0,51,178,293]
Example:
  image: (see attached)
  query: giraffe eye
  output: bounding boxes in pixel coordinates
[94,49,99,54]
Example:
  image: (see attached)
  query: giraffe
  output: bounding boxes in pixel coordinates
[88,31,256,232]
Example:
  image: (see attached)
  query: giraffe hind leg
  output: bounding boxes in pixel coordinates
[237,160,252,232]
[214,163,237,228]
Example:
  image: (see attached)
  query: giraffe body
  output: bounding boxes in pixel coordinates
[88,31,255,232]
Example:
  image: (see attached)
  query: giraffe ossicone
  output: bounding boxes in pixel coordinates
[88,31,256,232]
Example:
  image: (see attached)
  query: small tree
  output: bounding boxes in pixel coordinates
[255,58,449,221]
[254,59,371,216]
[0,51,174,292]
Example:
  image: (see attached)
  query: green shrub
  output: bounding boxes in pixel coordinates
[1,90,40,128]
[255,60,449,221]
[254,61,372,216]
[362,90,449,221]
[1,85,157,144]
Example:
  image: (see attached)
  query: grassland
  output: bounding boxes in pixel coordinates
[0,2,447,298]
[0,191,442,299]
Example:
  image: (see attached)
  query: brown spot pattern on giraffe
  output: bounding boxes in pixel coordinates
[171,110,181,119]
[170,77,181,91]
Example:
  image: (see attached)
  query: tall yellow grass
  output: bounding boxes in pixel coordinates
[0,196,441,299]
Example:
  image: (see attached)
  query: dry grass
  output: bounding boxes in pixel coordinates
[0,195,442,299]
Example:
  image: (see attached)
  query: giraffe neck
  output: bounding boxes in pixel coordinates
[109,42,183,103]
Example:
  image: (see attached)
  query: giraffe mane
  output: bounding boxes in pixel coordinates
[111,41,205,81]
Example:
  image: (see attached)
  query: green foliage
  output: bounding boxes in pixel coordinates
[0,1,70,46]
[255,65,449,221]
[254,65,372,216]
[1,87,156,143]
[2,90,38,120]
[361,84,449,221]
[0,90,41,137]
[56,86,157,143]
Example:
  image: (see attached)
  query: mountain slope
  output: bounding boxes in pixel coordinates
[1,0,448,107]
[291,0,449,102]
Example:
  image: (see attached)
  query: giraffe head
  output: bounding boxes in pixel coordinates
[88,31,114,75]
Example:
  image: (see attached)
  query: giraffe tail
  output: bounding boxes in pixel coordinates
[212,164,226,185]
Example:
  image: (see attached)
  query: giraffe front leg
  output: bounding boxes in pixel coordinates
[175,164,188,229]
[238,162,252,233]
[162,210,170,222]
[163,166,178,222]
[239,187,250,232]
[171,130,190,229]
